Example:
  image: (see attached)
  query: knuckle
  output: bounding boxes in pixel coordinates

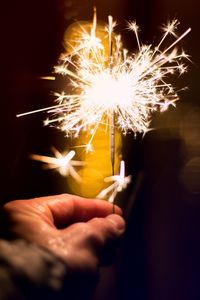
[87,218,117,242]
[74,222,96,241]
[86,225,98,241]
[80,222,102,245]
[103,219,119,236]
[92,217,105,227]
[94,217,119,234]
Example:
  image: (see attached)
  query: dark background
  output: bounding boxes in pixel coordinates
[1,0,200,299]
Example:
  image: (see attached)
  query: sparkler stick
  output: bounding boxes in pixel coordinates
[108,15,116,212]
[108,15,115,174]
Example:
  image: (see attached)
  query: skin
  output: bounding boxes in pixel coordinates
[2,194,125,275]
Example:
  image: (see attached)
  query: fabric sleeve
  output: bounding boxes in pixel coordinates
[0,239,69,300]
[0,239,99,300]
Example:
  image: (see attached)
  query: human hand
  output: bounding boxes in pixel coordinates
[2,194,125,275]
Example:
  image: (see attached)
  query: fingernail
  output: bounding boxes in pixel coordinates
[107,214,125,232]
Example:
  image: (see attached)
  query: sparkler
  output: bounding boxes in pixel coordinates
[17,10,190,205]
[17,13,191,137]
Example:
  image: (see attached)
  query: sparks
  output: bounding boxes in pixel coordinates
[16,11,191,204]
[97,160,131,203]
[17,13,190,144]
[161,19,180,37]
[31,148,85,181]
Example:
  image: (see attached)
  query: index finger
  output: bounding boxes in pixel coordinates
[34,194,122,227]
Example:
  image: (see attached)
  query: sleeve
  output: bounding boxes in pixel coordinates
[0,239,69,300]
[0,239,99,300]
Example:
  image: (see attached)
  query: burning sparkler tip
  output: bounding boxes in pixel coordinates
[18,12,190,140]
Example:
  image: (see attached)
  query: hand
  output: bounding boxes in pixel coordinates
[2,194,125,275]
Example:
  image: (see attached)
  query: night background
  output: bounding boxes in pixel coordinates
[1,0,200,299]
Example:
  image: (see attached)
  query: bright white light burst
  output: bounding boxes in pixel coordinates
[17,14,191,143]
[31,148,85,181]
[97,160,131,203]
[43,15,190,141]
